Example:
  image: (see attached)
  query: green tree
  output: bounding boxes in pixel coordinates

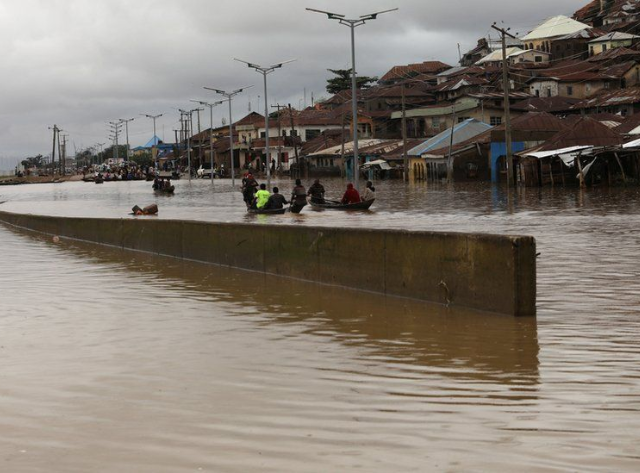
[326,68,378,95]
[21,154,44,169]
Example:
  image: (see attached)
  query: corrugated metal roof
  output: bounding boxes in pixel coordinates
[407,119,492,156]
[537,117,624,150]
[521,15,591,41]
[307,139,390,156]
[476,47,524,65]
[589,31,640,43]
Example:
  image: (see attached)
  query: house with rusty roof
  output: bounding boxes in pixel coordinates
[516,116,628,187]
[528,58,640,99]
[378,61,451,85]
[575,0,640,27]
[551,27,606,60]
[571,84,640,114]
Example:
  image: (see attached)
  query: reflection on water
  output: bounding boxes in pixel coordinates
[1,179,640,471]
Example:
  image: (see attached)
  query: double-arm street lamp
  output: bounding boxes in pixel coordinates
[306,7,397,189]
[203,86,253,187]
[234,58,295,188]
[191,99,227,183]
[142,113,163,169]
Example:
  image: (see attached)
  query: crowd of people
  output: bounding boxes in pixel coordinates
[240,173,376,211]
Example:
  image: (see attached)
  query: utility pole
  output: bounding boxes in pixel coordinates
[109,121,123,162]
[288,104,301,178]
[142,113,163,169]
[271,104,285,173]
[401,84,408,183]
[492,22,517,188]
[95,142,105,167]
[179,109,194,181]
[307,7,398,189]
[60,134,68,175]
[119,118,135,161]
[49,125,58,175]
[447,105,456,182]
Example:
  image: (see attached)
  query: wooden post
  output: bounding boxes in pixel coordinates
[446,106,455,182]
[402,84,408,182]
[614,152,627,183]
[576,155,586,188]
[287,104,300,178]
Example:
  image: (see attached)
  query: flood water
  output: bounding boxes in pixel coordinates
[1,178,640,472]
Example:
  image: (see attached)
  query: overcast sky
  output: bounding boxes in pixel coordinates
[0,0,587,169]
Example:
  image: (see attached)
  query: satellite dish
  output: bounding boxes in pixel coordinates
[222,117,227,125]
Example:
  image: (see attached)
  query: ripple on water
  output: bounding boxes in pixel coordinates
[0,180,640,471]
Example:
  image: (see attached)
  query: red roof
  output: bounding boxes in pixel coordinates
[380,61,451,82]
[537,116,624,150]
[496,112,567,132]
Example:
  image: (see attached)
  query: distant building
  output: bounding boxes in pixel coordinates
[589,32,640,56]
[520,15,592,53]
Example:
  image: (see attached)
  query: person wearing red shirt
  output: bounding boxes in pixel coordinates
[341,183,361,204]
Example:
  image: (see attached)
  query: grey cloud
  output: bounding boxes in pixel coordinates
[0,0,586,168]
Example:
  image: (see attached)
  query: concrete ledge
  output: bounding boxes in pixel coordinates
[0,210,536,316]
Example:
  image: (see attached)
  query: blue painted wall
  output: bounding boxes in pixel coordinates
[490,142,526,182]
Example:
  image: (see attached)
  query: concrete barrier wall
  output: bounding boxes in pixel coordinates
[0,210,536,316]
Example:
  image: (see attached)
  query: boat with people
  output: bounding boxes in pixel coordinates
[310,199,375,211]
[152,177,175,194]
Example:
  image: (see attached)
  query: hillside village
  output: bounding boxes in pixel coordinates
[139,0,640,187]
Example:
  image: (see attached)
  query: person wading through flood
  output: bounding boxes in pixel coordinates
[291,179,307,212]
[253,183,271,209]
[341,183,361,204]
[361,180,376,202]
[242,172,259,207]
[307,179,325,204]
[265,187,289,210]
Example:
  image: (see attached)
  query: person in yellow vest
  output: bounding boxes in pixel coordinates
[253,183,271,209]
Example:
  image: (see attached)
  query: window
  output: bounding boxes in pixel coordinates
[603,44,608,52]
[567,86,573,96]
[457,116,470,123]
[490,116,502,126]
[604,82,611,89]
[260,132,266,138]
[305,129,321,141]
[546,87,552,97]
[590,46,594,56]
[432,117,440,128]
[535,55,543,62]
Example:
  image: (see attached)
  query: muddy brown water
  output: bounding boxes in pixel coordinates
[0,178,639,472]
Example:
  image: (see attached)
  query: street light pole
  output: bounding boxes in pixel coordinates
[203,86,253,187]
[119,118,135,161]
[306,7,397,189]
[95,143,105,167]
[143,113,163,169]
[191,99,227,183]
[234,59,295,188]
